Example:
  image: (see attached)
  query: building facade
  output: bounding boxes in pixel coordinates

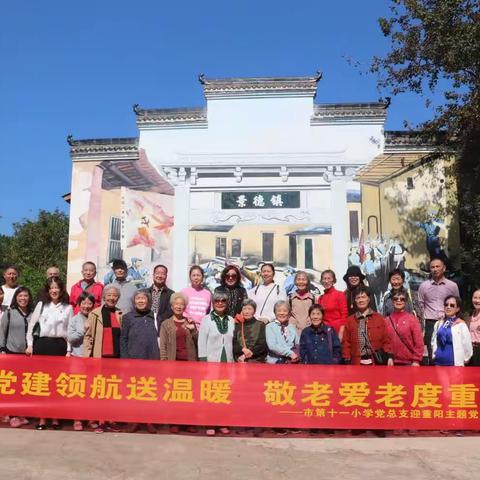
[66,74,457,301]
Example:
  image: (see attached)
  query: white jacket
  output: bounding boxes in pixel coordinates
[197,314,234,362]
[431,319,473,366]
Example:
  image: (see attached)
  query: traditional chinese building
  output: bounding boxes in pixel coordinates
[67,74,456,295]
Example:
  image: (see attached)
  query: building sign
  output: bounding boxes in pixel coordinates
[222,191,300,209]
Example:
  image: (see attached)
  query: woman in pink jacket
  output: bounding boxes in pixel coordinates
[70,261,104,314]
[385,288,424,366]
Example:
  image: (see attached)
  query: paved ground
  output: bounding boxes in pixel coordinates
[2,429,480,480]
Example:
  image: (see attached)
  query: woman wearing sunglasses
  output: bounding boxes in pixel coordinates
[432,296,472,366]
[385,289,424,366]
[214,265,247,317]
[198,290,235,436]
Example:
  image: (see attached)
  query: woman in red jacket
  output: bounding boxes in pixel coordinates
[385,288,423,366]
[70,261,104,314]
[317,269,348,340]
[342,287,393,366]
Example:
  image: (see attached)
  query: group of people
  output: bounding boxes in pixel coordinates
[0,255,479,435]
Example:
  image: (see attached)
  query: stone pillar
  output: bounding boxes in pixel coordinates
[172,183,191,290]
[331,178,349,290]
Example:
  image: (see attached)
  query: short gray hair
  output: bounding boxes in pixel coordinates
[169,292,188,306]
[273,300,290,315]
[133,289,152,308]
[212,290,229,303]
[103,284,120,299]
[242,298,257,311]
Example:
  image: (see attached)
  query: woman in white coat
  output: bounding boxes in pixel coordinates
[432,295,472,366]
[198,290,234,436]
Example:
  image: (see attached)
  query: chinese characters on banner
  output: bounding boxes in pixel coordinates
[0,356,479,430]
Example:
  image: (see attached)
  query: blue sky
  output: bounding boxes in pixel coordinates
[0,0,437,234]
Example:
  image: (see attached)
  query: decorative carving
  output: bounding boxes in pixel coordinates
[233,167,243,183]
[314,70,323,83]
[178,167,186,185]
[260,213,311,222]
[280,166,289,183]
[190,167,198,186]
[132,104,143,116]
[66,134,75,146]
[135,107,207,126]
[201,75,319,98]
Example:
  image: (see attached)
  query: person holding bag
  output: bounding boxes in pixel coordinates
[342,287,393,366]
[26,277,73,430]
[385,289,424,366]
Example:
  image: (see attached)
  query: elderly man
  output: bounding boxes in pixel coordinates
[418,258,460,365]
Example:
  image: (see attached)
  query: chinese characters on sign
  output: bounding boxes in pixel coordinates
[221,191,300,209]
[262,379,480,421]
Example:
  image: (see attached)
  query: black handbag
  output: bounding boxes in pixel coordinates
[373,349,389,366]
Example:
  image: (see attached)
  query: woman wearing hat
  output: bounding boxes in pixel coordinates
[343,266,367,315]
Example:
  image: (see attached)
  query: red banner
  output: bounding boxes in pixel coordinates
[1,356,479,430]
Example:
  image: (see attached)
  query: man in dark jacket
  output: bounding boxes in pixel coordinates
[148,264,174,331]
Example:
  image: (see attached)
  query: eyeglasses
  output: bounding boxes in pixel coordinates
[214,299,227,303]
[392,297,406,302]
[225,274,237,279]
[444,302,457,307]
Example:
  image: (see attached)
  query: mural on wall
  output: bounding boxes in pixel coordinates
[102,189,175,286]
[67,150,174,290]
[189,222,332,294]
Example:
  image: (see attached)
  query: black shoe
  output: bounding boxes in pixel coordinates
[373,430,386,438]
[36,424,47,431]
[51,423,62,430]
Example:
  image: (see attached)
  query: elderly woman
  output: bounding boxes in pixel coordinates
[342,287,393,366]
[288,271,316,336]
[266,300,299,364]
[432,295,472,366]
[233,299,267,363]
[384,288,423,366]
[120,289,159,434]
[67,291,96,432]
[300,304,341,365]
[214,265,247,317]
[84,284,123,434]
[160,292,198,361]
[198,290,235,436]
[120,289,159,360]
[84,284,123,359]
[159,292,198,434]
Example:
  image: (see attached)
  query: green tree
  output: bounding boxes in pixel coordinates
[1,209,69,297]
[371,0,480,283]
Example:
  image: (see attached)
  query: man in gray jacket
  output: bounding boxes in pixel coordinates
[110,259,137,315]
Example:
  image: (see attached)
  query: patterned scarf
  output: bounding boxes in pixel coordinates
[275,320,291,341]
[211,310,229,334]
